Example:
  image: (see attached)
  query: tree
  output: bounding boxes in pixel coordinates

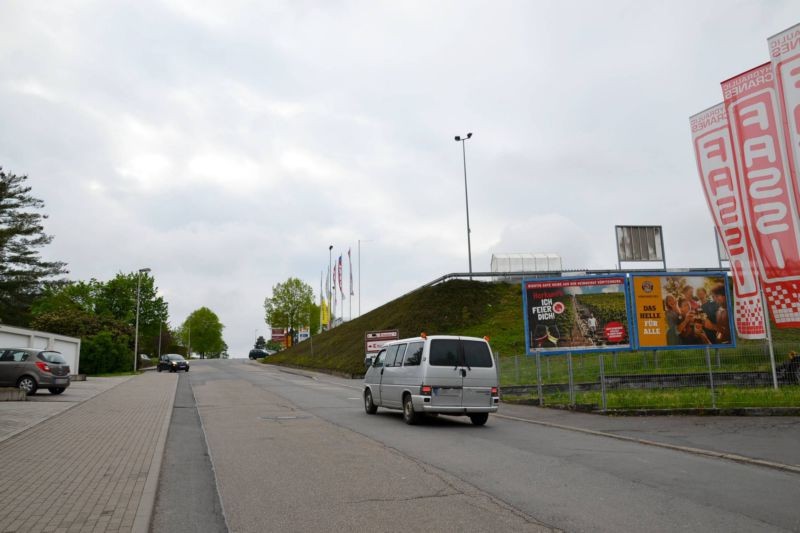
[180,307,225,359]
[255,335,267,349]
[0,168,68,325]
[263,278,314,333]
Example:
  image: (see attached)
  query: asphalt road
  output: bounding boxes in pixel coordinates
[160,359,800,532]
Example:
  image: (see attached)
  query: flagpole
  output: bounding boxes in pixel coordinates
[761,289,778,390]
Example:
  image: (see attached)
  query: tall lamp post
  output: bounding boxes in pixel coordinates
[133,267,151,372]
[454,132,473,280]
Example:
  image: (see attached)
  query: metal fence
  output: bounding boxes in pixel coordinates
[498,342,800,410]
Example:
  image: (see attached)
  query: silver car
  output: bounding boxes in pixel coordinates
[0,348,71,395]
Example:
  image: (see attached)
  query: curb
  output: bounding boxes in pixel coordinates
[132,373,179,533]
[494,413,800,475]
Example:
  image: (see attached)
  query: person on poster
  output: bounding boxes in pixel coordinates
[706,283,731,344]
[587,314,598,337]
[665,294,682,345]
[697,287,719,340]
[676,298,711,345]
[682,286,701,311]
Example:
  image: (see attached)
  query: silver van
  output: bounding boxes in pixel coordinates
[363,335,499,425]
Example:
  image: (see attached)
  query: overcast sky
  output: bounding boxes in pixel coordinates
[2,1,799,357]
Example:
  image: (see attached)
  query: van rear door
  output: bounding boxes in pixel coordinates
[426,339,463,408]
[460,339,497,408]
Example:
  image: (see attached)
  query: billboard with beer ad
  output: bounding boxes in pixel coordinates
[522,276,633,355]
[630,273,736,349]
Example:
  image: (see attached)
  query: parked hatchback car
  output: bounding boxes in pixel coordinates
[0,348,71,395]
[363,335,499,425]
[157,354,190,372]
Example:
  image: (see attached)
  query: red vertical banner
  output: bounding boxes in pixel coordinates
[769,24,800,211]
[690,104,766,338]
[722,63,800,327]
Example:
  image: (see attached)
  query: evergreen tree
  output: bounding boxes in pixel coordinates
[0,168,67,325]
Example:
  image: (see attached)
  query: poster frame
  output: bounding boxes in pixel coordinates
[629,271,737,351]
[522,274,635,356]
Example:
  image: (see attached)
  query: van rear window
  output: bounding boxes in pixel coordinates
[463,341,493,368]
[429,339,459,366]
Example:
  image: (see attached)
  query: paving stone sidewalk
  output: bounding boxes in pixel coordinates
[0,373,177,533]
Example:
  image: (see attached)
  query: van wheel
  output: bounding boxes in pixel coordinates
[402,394,419,425]
[157,366,162,372]
[469,413,489,426]
[364,389,378,414]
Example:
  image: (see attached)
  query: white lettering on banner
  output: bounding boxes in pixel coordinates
[691,104,765,338]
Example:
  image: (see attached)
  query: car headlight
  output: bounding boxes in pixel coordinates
[171,362,177,366]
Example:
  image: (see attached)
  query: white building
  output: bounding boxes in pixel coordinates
[490,253,563,274]
[0,324,82,373]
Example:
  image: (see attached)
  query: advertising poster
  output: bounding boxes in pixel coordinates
[723,63,800,327]
[631,273,735,349]
[523,276,632,355]
[690,104,766,338]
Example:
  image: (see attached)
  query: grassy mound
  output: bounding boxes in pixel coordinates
[266,279,524,376]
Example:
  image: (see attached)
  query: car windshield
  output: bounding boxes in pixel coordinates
[39,351,67,364]
[167,355,185,361]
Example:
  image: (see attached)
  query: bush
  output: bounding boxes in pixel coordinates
[80,331,131,374]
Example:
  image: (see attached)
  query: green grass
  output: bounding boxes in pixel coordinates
[506,385,800,409]
[268,279,523,376]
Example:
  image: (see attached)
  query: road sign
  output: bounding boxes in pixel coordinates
[364,329,399,354]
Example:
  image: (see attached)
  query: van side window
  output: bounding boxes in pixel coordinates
[373,349,387,368]
[394,344,407,366]
[429,339,459,366]
[403,342,423,366]
[463,340,493,367]
[384,345,400,367]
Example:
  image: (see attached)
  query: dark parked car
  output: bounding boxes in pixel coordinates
[0,348,71,395]
[157,354,190,372]
[249,348,273,359]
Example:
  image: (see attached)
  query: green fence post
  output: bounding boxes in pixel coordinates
[599,352,607,412]
[567,352,575,407]
[705,346,716,409]
[536,350,544,406]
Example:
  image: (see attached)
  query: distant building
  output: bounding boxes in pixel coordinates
[490,253,562,281]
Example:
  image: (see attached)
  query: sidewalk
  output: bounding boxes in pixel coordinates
[0,372,177,533]
[497,403,800,470]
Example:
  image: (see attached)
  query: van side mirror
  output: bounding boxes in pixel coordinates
[364,356,375,369]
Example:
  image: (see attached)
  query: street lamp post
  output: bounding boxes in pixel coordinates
[454,132,473,280]
[133,267,151,372]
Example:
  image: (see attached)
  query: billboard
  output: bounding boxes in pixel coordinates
[723,63,800,327]
[615,225,664,263]
[690,104,766,338]
[364,329,399,355]
[630,273,735,349]
[271,328,286,343]
[522,276,633,355]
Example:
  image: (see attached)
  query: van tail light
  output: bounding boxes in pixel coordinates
[35,361,52,373]
[420,385,432,396]
[491,387,498,396]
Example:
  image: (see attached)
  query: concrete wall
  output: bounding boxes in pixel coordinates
[0,324,81,373]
